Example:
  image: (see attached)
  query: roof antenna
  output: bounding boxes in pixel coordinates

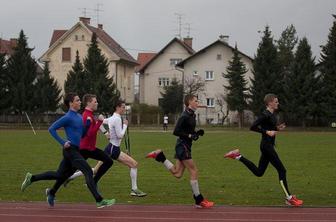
[94,3,104,25]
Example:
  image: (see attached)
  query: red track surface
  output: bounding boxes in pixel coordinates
[0,202,335,222]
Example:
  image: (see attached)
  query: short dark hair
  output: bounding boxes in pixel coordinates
[114,99,125,110]
[264,93,277,105]
[64,92,78,109]
[184,94,196,107]
[82,94,96,107]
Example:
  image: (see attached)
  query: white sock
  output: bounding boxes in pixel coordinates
[280,180,291,199]
[236,155,242,160]
[130,168,138,190]
[69,168,95,180]
[163,159,174,170]
[190,180,200,196]
[69,170,83,180]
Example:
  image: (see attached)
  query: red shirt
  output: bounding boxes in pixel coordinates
[80,109,103,151]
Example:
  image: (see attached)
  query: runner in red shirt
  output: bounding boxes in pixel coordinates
[66,94,113,185]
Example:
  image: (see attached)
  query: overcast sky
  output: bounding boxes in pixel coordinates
[0,0,335,61]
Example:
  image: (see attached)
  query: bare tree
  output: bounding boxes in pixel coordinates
[184,76,205,95]
[215,93,229,125]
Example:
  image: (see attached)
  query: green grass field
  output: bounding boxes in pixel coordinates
[0,129,335,206]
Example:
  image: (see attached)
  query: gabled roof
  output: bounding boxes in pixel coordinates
[43,21,137,65]
[138,37,195,74]
[177,39,253,68]
[0,38,16,55]
[84,24,137,64]
[135,53,157,72]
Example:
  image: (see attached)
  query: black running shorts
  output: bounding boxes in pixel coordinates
[174,138,192,160]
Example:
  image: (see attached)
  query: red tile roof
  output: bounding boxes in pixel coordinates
[135,53,157,72]
[49,30,67,47]
[48,23,137,64]
[0,39,15,55]
[84,24,137,64]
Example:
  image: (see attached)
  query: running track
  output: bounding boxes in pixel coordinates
[0,202,335,222]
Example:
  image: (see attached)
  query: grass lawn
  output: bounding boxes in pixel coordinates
[0,129,335,206]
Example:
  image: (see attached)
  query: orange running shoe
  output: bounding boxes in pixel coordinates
[286,195,303,207]
[146,149,162,159]
[224,149,241,159]
[195,199,215,209]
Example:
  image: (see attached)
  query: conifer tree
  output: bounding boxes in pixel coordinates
[249,26,282,115]
[277,24,298,118]
[83,33,120,113]
[223,45,248,127]
[286,37,317,126]
[34,63,61,113]
[160,78,183,115]
[6,30,37,114]
[320,15,336,121]
[64,50,87,98]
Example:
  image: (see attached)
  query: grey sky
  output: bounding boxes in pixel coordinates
[0,0,335,61]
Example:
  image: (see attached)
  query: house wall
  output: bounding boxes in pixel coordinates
[183,43,254,125]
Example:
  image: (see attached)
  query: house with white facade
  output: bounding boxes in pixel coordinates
[177,36,254,125]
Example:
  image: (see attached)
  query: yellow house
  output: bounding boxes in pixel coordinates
[39,17,138,103]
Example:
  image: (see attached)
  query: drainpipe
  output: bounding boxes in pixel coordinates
[175,66,185,111]
[115,62,118,89]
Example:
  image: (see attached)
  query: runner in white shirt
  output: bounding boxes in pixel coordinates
[97,100,147,197]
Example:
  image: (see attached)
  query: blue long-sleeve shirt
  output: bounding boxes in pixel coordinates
[49,110,86,147]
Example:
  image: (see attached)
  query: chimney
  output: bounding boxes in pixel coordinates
[98,24,103,29]
[79,17,91,25]
[219,35,229,43]
[10,38,17,48]
[183,37,193,49]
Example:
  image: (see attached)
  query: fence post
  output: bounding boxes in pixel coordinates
[137,113,140,126]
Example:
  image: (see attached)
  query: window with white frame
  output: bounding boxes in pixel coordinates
[206,98,215,107]
[158,77,170,86]
[193,70,198,76]
[205,71,214,80]
[170,58,182,66]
